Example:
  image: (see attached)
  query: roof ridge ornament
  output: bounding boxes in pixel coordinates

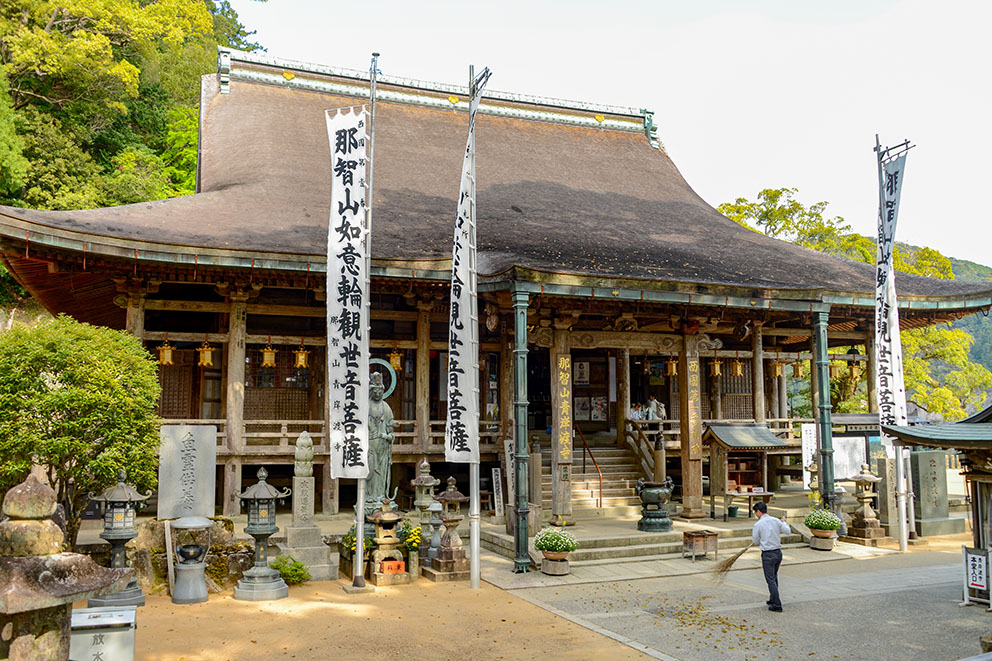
[218,49,231,94]
[641,109,661,149]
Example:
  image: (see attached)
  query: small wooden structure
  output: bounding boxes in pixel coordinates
[704,423,798,520]
[682,530,718,562]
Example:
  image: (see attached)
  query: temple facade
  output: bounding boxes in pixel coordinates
[1,48,989,520]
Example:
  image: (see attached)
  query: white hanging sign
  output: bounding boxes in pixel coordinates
[874,153,909,459]
[445,80,487,463]
[325,107,370,479]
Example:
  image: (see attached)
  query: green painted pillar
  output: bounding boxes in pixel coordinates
[813,310,835,509]
[512,289,531,573]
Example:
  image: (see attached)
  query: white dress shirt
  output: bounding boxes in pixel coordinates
[752,514,792,551]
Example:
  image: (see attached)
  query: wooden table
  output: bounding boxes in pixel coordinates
[682,530,718,562]
[711,491,774,521]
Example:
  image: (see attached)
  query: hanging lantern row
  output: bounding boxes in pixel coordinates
[294,338,310,369]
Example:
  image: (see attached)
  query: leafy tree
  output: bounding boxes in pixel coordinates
[162,105,199,195]
[0,69,27,198]
[206,0,265,52]
[14,108,103,209]
[0,315,161,548]
[723,188,992,421]
[99,144,175,205]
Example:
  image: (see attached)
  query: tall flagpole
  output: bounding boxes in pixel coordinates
[468,65,481,590]
[352,51,379,589]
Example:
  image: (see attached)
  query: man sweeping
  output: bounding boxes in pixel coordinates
[752,501,791,612]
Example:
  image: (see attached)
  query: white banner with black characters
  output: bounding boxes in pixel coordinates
[875,153,908,458]
[445,86,486,464]
[325,107,370,479]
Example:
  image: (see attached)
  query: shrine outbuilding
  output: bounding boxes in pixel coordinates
[1,48,989,521]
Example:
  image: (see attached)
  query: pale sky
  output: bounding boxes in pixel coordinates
[228,0,992,267]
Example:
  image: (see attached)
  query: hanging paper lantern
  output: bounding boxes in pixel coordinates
[158,341,174,366]
[293,345,310,369]
[261,344,277,368]
[196,341,214,368]
[731,359,744,377]
[666,357,677,377]
[709,359,722,377]
[388,348,403,372]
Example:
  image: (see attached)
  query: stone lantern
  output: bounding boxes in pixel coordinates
[427,501,443,561]
[412,459,439,563]
[423,477,470,582]
[235,467,291,601]
[843,463,888,544]
[170,516,212,604]
[87,470,150,607]
[0,475,130,658]
[366,499,409,586]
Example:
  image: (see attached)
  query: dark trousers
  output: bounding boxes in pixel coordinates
[761,549,783,608]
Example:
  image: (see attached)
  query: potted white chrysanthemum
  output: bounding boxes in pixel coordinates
[534,526,578,561]
[804,508,842,547]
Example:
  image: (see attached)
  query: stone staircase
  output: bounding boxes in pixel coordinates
[540,439,643,518]
[481,524,804,566]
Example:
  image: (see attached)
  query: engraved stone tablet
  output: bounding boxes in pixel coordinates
[158,425,217,519]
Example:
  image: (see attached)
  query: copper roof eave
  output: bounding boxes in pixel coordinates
[4,213,992,317]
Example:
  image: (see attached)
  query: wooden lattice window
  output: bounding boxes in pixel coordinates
[158,349,194,419]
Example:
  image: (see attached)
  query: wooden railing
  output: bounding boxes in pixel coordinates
[625,420,656,479]
[573,423,603,508]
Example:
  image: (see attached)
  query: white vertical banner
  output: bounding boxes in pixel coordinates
[445,75,489,463]
[874,153,909,459]
[326,107,370,479]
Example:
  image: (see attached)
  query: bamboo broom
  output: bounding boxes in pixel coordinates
[710,543,753,581]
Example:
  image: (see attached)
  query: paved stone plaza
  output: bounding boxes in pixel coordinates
[128,531,989,660]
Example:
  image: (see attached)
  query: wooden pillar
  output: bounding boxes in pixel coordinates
[222,293,248,517]
[866,332,879,414]
[125,292,145,338]
[500,329,514,440]
[711,372,723,420]
[416,301,432,451]
[678,334,705,518]
[751,323,766,422]
[550,325,573,524]
[778,373,789,420]
[770,373,780,420]
[617,349,630,447]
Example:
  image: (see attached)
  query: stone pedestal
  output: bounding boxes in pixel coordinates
[541,557,569,576]
[912,451,965,537]
[173,562,209,604]
[809,536,834,551]
[422,546,470,582]
[234,564,289,601]
[277,525,336,581]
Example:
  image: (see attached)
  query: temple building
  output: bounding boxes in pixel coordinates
[1,48,989,521]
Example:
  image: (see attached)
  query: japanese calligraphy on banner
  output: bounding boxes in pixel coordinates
[325,107,370,479]
[874,153,908,459]
[557,355,572,464]
[445,83,487,463]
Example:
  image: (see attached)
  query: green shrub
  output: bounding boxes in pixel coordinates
[269,555,311,585]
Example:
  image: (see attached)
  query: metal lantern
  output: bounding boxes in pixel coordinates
[235,467,292,601]
[87,470,151,607]
[708,358,722,377]
[770,360,784,378]
[293,344,310,369]
[197,341,214,367]
[261,343,278,368]
[730,359,744,378]
[847,347,862,379]
[829,362,843,379]
[388,348,403,372]
[158,340,174,366]
[666,357,678,377]
[793,361,805,379]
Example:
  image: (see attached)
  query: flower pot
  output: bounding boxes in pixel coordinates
[541,550,569,561]
[810,528,836,538]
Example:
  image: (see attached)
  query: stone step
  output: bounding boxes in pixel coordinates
[572,539,806,566]
[545,497,643,508]
[542,455,639,467]
[542,478,645,491]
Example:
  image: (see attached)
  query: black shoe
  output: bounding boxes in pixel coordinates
[766,600,772,605]
[768,606,783,612]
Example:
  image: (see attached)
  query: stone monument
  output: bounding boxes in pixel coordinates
[911,450,965,536]
[276,431,336,580]
[365,372,395,508]
[0,475,130,660]
[876,458,899,536]
[158,425,217,519]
